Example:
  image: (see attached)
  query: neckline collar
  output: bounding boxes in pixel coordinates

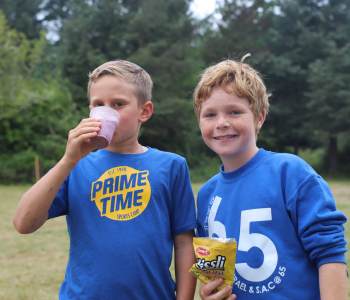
[219,148,267,181]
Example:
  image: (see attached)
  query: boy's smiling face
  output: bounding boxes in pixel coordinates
[89,75,153,153]
[199,87,263,172]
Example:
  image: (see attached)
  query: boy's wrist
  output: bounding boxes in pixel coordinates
[59,155,77,171]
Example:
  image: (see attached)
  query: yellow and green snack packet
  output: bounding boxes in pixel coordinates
[190,237,237,290]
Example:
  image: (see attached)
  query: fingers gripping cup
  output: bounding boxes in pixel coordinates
[89,106,120,149]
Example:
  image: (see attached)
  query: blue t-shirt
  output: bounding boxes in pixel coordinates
[196,149,347,299]
[49,148,196,300]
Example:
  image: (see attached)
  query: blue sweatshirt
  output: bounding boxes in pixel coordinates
[196,149,347,299]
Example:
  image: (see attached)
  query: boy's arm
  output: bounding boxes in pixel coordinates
[319,263,348,300]
[174,231,196,300]
[13,118,101,234]
[13,157,74,233]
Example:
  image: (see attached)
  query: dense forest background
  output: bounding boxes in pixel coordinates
[1,0,350,183]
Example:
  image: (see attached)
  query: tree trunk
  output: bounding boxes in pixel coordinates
[293,144,299,155]
[327,134,337,175]
[34,155,41,182]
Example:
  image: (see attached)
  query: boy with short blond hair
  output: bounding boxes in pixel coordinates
[88,60,153,102]
[193,59,347,300]
[13,60,196,300]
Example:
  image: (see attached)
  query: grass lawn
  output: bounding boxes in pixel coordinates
[1,182,349,299]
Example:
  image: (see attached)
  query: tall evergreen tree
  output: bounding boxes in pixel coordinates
[0,0,43,39]
[258,0,327,153]
[124,0,200,155]
[49,0,201,157]
[201,0,276,64]
[306,0,350,174]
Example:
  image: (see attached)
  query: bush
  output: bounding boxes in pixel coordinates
[298,148,324,172]
[189,155,221,183]
[0,150,37,183]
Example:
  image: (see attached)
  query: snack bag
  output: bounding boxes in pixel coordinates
[190,237,237,290]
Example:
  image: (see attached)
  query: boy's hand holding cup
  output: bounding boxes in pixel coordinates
[89,106,120,149]
[63,106,119,167]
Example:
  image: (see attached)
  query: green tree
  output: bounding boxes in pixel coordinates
[48,0,201,157]
[0,13,77,182]
[307,45,350,173]
[201,0,276,64]
[268,0,350,173]
[308,0,350,174]
[258,0,350,155]
[123,0,201,156]
[0,0,43,39]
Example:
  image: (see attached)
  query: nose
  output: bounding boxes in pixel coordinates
[216,116,230,129]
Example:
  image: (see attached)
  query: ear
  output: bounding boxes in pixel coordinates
[139,100,154,123]
[256,112,266,131]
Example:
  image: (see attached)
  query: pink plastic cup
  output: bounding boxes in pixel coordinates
[89,106,120,149]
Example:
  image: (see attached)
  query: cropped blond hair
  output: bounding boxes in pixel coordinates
[88,60,153,104]
[193,59,269,121]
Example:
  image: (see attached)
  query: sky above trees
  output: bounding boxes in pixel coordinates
[190,0,218,18]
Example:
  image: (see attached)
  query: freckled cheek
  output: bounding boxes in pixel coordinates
[200,125,212,140]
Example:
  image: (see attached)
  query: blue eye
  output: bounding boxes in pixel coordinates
[230,110,241,115]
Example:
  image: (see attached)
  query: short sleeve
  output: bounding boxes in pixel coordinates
[48,176,69,218]
[170,158,196,236]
